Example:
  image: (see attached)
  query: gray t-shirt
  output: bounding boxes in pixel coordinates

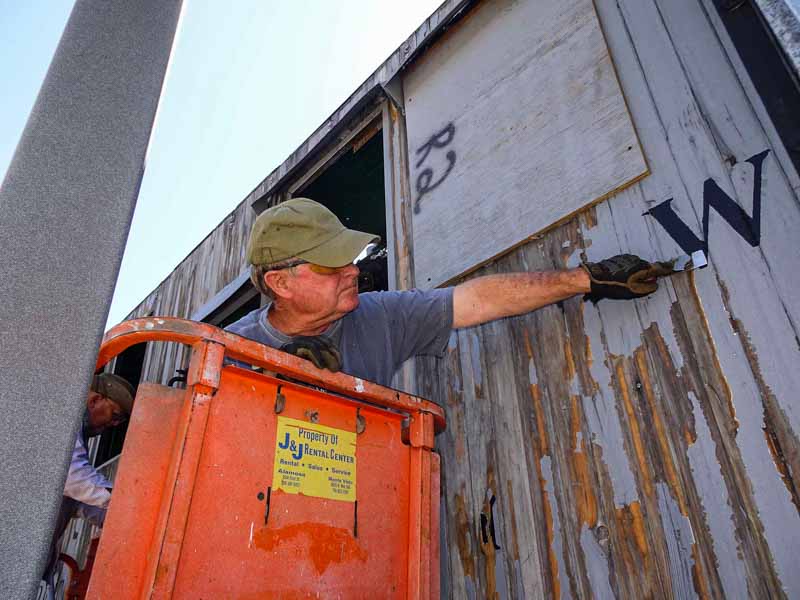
[224,288,454,387]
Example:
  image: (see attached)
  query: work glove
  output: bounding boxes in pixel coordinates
[581,254,675,303]
[280,336,342,372]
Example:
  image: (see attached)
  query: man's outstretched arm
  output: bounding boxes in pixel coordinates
[452,254,673,328]
[452,268,589,328]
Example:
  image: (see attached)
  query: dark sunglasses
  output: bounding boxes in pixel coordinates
[274,260,354,276]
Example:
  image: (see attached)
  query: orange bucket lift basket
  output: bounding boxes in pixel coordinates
[85,318,445,599]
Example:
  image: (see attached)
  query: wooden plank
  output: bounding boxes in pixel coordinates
[402,0,647,288]
[383,97,420,394]
[480,311,547,599]
[417,336,480,598]
[604,0,800,595]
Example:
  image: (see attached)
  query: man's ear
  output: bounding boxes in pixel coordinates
[264,270,292,299]
[87,391,102,408]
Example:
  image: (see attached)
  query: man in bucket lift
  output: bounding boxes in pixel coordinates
[226,197,670,385]
[43,374,134,580]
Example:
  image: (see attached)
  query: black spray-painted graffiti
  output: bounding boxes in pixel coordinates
[644,149,769,253]
[414,122,456,214]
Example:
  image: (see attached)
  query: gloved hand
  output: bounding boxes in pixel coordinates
[581,254,675,303]
[280,336,342,372]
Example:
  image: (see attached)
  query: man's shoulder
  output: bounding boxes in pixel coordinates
[351,290,416,313]
[356,288,452,305]
[225,306,266,337]
[350,288,453,321]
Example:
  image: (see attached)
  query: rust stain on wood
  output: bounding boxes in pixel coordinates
[564,336,577,382]
[523,330,549,456]
[717,281,800,514]
[531,383,549,457]
[506,479,521,561]
[688,274,739,434]
[683,423,697,447]
[616,501,649,560]
[570,395,598,528]
[454,492,475,580]
[537,457,561,600]
[671,277,787,596]
[691,543,712,600]
[614,359,653,499]
[579,205,598,230]
[584,329,594,375]
[634,347,688,515]
[520,349,561,600]
[762,428,799,512]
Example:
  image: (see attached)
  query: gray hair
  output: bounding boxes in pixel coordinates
[250,259,303,300]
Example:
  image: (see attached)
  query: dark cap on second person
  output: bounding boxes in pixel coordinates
[91,373,135,415]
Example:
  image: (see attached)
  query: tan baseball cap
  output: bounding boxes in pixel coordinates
[91,373,135,415]
[247,197,380,268]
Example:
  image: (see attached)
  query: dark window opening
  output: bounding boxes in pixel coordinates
[296,126,388,292]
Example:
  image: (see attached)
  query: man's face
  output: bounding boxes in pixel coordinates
[86,391,126,436]
[282,262,361,325]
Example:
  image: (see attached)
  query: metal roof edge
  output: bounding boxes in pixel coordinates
[753,0,800,80]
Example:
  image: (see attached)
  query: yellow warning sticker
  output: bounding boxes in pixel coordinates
[272,416,356,502]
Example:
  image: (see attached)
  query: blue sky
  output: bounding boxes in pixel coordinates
[1,1,442,327]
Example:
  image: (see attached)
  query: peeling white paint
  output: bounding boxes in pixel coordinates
[448,330,458,351]
[541,456,573,599]
[579,526,614,598]
[354,378,365,393]
[582,304,639,506]
[587,299,642,357]
[248,522,254,549]
[656,483,698,599]
[686,391,749,599]
[697,278,800,598]
[528,358,538,385]
[566,246,583,269]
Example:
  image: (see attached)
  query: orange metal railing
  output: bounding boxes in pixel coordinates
[86,318,444,599]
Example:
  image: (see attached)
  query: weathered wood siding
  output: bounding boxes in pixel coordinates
[414,0,800,598]
[122,199,257,384]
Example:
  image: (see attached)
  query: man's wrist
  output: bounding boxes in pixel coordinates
[571,267,591,294]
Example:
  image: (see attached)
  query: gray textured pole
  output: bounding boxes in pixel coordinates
[0,1,182,596]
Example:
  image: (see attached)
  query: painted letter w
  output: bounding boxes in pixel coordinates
[644,150,769,254]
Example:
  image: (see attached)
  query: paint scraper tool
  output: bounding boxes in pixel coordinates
[661,250,708,275]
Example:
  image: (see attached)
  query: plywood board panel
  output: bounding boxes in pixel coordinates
[403,0,647,288]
